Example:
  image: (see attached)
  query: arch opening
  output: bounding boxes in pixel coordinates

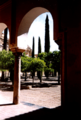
[17,7,61,110]
[0,23,13,105]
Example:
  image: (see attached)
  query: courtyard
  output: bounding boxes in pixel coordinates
[0,76,61,119]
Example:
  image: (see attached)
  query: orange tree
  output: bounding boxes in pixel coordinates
[21,52,32,81]
[0,49,15,84]
[21,52,46,83]
[30,58,46,83]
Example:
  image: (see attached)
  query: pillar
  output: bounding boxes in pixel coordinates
[10,0,17,45]
[60,32,66,109]
[56,32,66,109]
[13,53,21,104]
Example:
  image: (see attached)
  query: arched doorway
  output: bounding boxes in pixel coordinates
[17,7,61,109]
[0,23,13,105]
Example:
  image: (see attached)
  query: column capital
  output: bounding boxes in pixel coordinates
[12,47,25,104]
[10,47,25,56]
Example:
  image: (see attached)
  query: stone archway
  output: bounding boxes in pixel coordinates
[17,7,54,50]
[0,23,13,105]
[17,7,61,108]
[18,7,49,36]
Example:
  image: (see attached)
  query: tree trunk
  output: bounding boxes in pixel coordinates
[37,71,40,79]
[10,70,14,85]
[40,71,42,84]
[58,72,60,84]
[25,72,27,81]
[52,71,54,77]
[32,72,35,84]
[45,71,49,79]
[54,70,56,76]
[1,71,4,81]
[23,73,24,76]
[32,72,35,79]
[32,76,34,84]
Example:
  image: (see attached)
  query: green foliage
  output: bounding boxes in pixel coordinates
[0,49,15,83]
[44,52,53,67]
[38,51,61,77]
[38,52,47,61]
[44,67,54,78]
[52,50,61,73]
[21,54,32,72]
[21,53,46,74]
[44,67,54,73]
[0,49,15,71]
[0,49,60,81]
[21,54,46,83]
[30,58,46,73]
[38,52,53,67]
[22,52,26,57]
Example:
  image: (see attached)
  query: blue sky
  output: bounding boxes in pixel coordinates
[17,12,59,54]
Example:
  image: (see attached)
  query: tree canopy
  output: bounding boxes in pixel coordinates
[21,53,33,72]
[52,51,61,73]
[30,58,46,73]
[38,51,61,73]
[0,49,61,81]
[0,49,15,71]
[21,52,46,73]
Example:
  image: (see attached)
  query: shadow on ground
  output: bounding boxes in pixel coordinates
[0,82,60,91]
[5,106,81,120]
[0,76,61,91]
[5,106,62,120]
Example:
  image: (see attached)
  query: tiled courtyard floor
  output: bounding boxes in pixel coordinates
[0,77,61,120]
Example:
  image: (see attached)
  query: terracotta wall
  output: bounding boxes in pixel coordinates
[58,0,81,117]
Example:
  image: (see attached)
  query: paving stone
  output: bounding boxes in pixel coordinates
[0,77,61,119]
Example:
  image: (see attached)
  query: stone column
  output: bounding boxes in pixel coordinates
[56,32,66,109]
[61,32,65,109]
[58,32,67,109]
[13,53,21,104]
[10,47,25,104]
